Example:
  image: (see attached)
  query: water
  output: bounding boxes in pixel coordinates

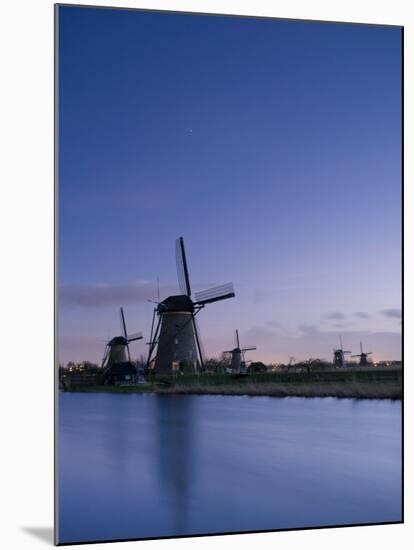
[58,393,402,544]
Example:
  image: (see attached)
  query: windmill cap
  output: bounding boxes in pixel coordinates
[158,295,194,313]
[108,336,128,346]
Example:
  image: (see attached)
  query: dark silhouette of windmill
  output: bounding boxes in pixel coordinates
[223,329,256,373]
[101,307,143,370]
[333,335,351,367]
[351,341,372,366]
[146,237,235,375]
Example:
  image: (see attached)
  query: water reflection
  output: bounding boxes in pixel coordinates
[58,394,401,544]
[100,396,130,473]
[153,395,195,534]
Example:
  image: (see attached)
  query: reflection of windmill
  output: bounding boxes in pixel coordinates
[146,237,235,375]
[101,307,143,370]
[223,329,256,373]
[333,336,351,367]
[351,341,372,366]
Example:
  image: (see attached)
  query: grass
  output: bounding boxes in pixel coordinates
[152,380,401,399]
[64,367,402,400]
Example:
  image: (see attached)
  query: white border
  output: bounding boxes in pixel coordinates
[0,1,411,549]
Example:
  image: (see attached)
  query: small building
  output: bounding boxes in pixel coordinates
[104,362,137,385]
[248,361,268,374]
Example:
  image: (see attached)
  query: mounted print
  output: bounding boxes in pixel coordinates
[55,4,403,545]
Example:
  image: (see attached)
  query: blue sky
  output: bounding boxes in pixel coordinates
[58,6,402,365]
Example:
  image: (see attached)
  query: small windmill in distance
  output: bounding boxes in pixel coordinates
[223,329,256,374]
[351,341,372,366]
[101,307,143,371]
[333,335,351,368]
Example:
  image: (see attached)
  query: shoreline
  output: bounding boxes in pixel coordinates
[62,381,401,400]
[61,367,402,400]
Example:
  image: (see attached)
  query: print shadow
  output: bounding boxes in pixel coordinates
[21,526,54,544]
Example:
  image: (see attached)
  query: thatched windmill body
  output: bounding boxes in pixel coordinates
[147,237,235,375]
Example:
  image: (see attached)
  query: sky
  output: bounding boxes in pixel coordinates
[58,6,402,365]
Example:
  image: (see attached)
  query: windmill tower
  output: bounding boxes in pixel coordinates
[146,237,235,375]
[351,341,372,366]
[223,329,256,373]
[101,307,143,370]
[333,336,351,367]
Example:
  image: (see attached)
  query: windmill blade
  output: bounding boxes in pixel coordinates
[146,314,162,368]
[339,335,343,350]
[195,283,235,305]
[360,341,363,354]
[175,237,191,296]
[120,307,128,340]
[127,331,143,342]
[101,345,110,368]
[126,342,131,362]
[148,308,156,345]
[366,352,373,355]
[242,346,257,352]
[350,354,361,358]
[192,314,205,368]
[235,329,240,349]
[176,242,187,295]
[343,350,352,354]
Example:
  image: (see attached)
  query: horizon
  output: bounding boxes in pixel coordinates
[58,6,402,366]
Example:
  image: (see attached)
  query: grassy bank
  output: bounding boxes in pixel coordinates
[63,367,402,400]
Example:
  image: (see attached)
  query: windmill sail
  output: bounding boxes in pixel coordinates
[126,331,143,342]
[120,307,128,340]
[176,237,191,296]
[119,307,131,360]
[195,283,235,305]
[192,315,206,367]
[101,345,110,368]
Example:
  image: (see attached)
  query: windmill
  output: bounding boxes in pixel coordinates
[351,341,372,366]
[101,307,143,371]
[333,336,351,367]
[223,329,256,373]
[146,237,235,375]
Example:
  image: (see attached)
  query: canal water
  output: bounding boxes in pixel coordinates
[58,393,401,544]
